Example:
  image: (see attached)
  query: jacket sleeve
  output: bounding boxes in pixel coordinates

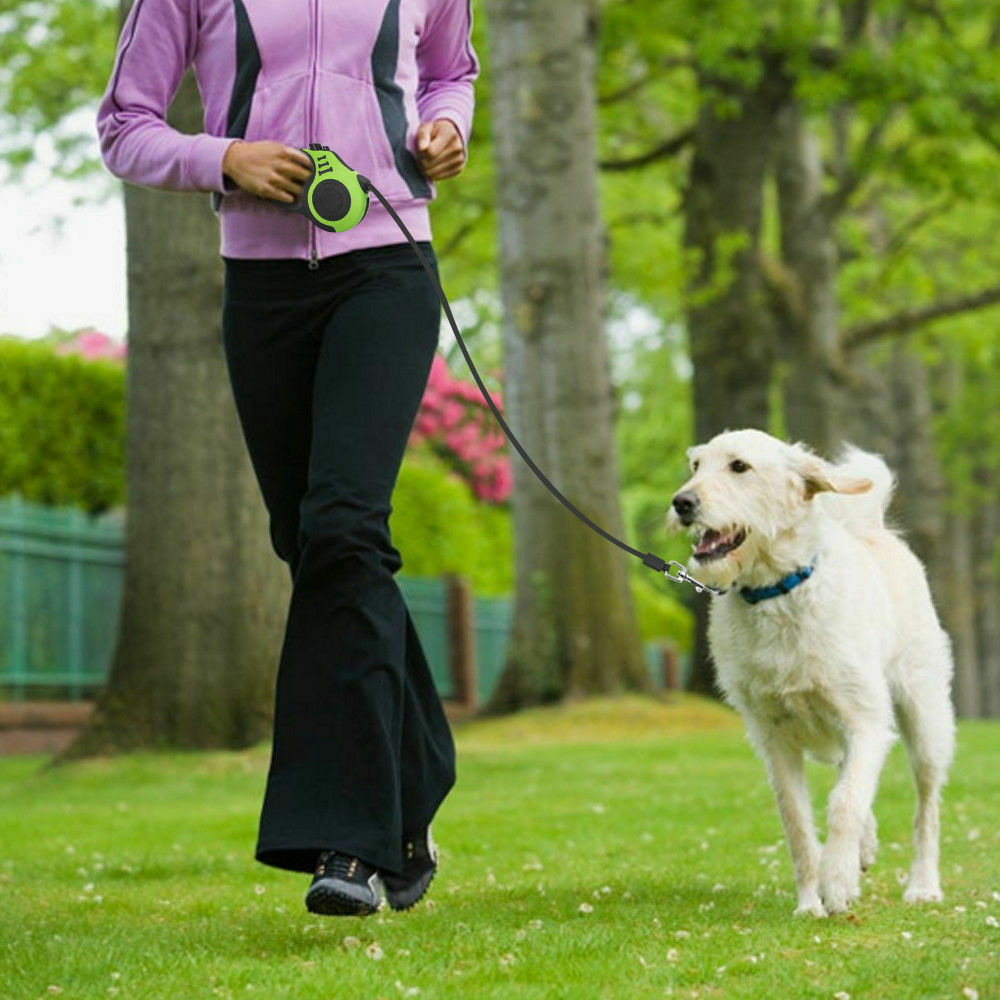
[415,0,480,153]
[95,0,237,193]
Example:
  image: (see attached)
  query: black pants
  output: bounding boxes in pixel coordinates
[221,242,456,876]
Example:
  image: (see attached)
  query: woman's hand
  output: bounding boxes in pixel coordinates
[414,119,466,180]
[222,141,314,202]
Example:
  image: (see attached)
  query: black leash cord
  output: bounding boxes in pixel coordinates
[363,180,719,596]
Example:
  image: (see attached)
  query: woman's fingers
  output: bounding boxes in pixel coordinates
[266,148,312,201]
[422,148,466,180]
[420,146,465,179]
[416,120,466,180]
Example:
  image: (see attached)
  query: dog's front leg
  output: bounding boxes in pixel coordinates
[820,726,895,913]
[757,736,825,917]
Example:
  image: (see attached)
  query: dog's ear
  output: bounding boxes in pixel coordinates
[789,448,873,499]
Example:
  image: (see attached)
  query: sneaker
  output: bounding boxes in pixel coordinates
[383,828,438,911]
[305,851,383,916]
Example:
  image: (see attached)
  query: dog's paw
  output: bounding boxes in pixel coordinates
[794,900,828,918]
[819,844,861,913]
[819,861,859,914]
[903,884,943,904]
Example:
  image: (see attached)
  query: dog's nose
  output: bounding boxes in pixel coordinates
[672,491,700,523]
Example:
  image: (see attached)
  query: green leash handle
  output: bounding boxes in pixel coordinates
[278,144,370,232]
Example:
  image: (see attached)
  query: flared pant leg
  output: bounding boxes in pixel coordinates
[221,244,455,877]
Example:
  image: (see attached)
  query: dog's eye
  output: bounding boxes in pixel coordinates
[729,459,751,473]
[692,460,700,472]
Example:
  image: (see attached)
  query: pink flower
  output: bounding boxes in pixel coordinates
[54,328,126,363]
[411,355,512,504]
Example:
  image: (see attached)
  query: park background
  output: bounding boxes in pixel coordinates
[1,0,999,998]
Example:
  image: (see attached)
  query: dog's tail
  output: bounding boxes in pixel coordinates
[824,444,896,533]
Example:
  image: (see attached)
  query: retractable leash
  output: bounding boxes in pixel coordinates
[276,144,720,597]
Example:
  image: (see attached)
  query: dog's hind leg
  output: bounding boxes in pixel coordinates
[895,671,955,904]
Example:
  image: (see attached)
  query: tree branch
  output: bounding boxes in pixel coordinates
[841,0,872,44]
[597,56,694,105]
[598,128,694,171]
[822,108,897,217]
[844,284,1000,350]
[879,196,956,261]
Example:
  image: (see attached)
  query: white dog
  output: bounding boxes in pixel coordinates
[668,428,955,917]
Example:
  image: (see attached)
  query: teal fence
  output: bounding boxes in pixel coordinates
[1,495,684,704]
[0,496,124,699]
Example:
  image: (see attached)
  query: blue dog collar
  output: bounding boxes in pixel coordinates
[740,560,816,605]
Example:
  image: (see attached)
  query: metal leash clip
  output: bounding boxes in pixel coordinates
[663,560,723,597]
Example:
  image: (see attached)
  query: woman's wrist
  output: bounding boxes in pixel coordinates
[223,140,245,181]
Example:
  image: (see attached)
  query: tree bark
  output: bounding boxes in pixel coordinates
[63,52,287,755]
[942,507,981,718]
[972,493,1000,717]
[681,61,786,696]
[484,0,648,710]
[881,342,947,572]
[928,356,980,718]
[773,101,844,454]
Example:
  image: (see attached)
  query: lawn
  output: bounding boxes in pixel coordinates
[1,694,998,1000]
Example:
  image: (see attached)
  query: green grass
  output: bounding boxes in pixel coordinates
[2,694,998,1000]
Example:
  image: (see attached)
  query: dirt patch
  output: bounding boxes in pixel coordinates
[0,702,94,756]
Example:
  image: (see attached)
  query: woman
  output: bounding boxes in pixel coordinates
[96,0,478,917]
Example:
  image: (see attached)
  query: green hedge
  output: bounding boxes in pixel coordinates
[0,336,125,513]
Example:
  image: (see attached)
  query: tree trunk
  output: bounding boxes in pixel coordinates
[972,493,1000,717]
[942,507,981,718]
[881,342,947,571]
[773,101,844,455]
[484,0,648,710]
[681,62,786,696]
[64,52,287,755]
[927,355,980,718]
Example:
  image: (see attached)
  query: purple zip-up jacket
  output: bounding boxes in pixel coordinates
[96,0,478,264]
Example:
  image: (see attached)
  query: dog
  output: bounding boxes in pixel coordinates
[668,428,955,916]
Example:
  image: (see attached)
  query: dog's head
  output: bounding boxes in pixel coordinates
[667,429,873,588]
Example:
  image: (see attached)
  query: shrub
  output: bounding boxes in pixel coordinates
[0,334,125,513]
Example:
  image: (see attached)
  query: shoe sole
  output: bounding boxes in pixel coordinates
[384,867,436,912]
[305,881,380,917]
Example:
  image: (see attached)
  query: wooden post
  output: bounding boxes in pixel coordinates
[445,574,478,711]
[661,643,679,691]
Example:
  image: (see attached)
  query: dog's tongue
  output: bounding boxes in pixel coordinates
[695,529,723,554]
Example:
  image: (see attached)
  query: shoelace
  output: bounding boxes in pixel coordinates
[316,852,364,881]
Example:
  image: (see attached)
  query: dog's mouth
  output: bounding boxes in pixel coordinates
[691,526,748,562]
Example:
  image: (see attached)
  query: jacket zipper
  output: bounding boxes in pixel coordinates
[307,0,319,270]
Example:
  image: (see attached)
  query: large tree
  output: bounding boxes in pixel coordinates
[64,8,287,754]
[483,0,650,709]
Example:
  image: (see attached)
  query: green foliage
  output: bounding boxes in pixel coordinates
[932,330,1000,512]
[631,571,694,650]
[1,702,998,998]
[0,334,125,513]
[0,0,118,182]
[393,444,514,598]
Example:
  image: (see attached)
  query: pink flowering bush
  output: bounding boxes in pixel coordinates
[410,354,512,504]
[53,328,126,364]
